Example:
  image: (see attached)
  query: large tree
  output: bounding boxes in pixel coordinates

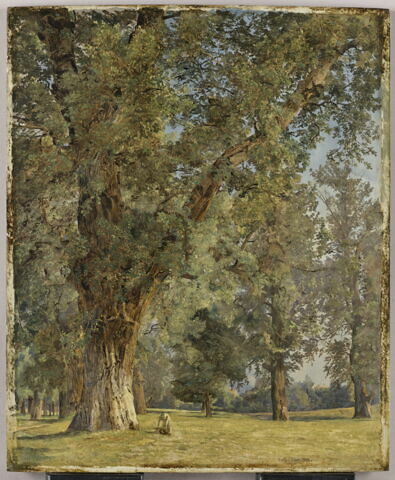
[236,184,323,420]
[314,159,382,418]
[9,6,385,431]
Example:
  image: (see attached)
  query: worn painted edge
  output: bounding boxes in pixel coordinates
[5,465,391,473]
[379,8,391,473]
[6,7,17,471]
[6,4,391,16]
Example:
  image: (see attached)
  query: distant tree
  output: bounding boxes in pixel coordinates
[230,373,273,413]
[313,382,353,410]
[314,160,382,418]
[288,383,311,411]
[172,307,248,416]
[134,326,176,410]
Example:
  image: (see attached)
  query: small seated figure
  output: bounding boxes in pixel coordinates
[157,412,171,435]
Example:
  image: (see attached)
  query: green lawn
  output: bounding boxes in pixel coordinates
[10,407,386,472]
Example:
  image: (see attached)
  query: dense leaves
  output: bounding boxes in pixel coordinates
[9,7,385,427]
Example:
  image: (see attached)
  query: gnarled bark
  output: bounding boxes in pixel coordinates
[69,155,164,431]
[68,317,140,431]
[68,265,164,431]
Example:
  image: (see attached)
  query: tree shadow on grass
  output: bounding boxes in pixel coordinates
[144,428,163,435]
[183,412,233,419]
[18,417,61,425]
[13,446,51,469]
[252,413,350,422]
[290,414,350,421]
[17,430,80,441]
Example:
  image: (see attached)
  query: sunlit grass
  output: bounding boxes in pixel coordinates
[11,407,384,471]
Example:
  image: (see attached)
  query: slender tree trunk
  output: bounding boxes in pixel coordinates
[350,288,372,419]
[133,367,147,415]
[270,292,289,421]
[271,357,290,421]
[203,393,213,417]
[59,355,84,419]
[30,391,42,420]
[59,390,74,419]
[20,399,26,415]
[27,396,33,415]
[44,398,50,416]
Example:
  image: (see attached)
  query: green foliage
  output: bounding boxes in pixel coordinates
[172,307,248,405]
[237,182,323,377]
[135,328,175,408]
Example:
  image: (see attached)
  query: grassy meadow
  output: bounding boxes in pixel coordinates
[11,407,384,472]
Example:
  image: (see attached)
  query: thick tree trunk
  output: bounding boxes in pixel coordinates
[30,391,43,420]
[133,367,147,415]
[203,393,213,417]
[69,150,163,432]
[68,318,140,431]
[271,357,290,421]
